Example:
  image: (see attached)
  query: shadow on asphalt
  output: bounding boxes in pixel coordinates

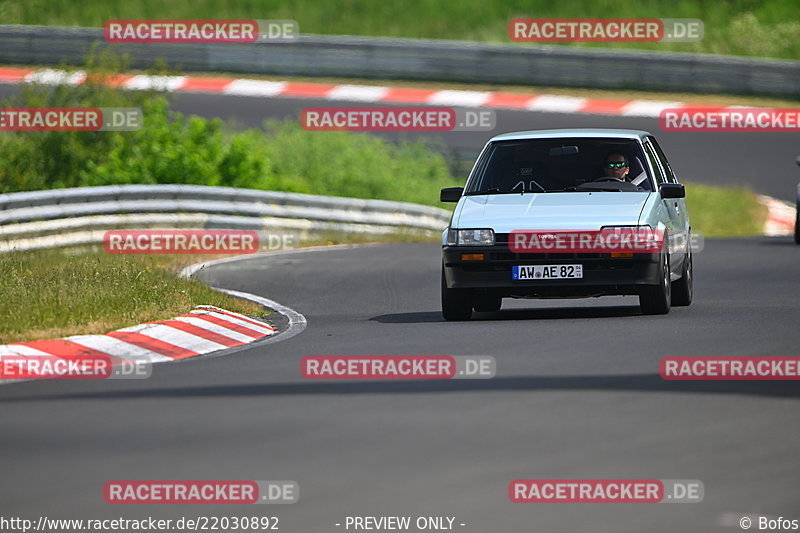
[7,373,800,402]
[371,305,644,323]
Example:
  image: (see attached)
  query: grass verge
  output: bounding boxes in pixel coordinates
[0,248,268,344]
[684,182,768,237]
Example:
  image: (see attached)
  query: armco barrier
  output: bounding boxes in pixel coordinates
[0,25,798,97]
[0,185,452,252]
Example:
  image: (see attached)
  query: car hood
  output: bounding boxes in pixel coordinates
[453,192,651,232]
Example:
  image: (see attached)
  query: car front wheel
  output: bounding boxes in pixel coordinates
[441,267,473,321]
[639,251,671,315]
[671,246,693,307]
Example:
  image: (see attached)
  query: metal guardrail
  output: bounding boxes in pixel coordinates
[0,185,452,252]
[1,25,799,98]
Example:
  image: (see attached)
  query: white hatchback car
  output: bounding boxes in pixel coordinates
[440,129,692,320]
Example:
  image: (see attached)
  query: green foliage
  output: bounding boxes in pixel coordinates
[0,53,459,206]
[81,99,241,187]
[0,47,161,190]
[260,120,457,205]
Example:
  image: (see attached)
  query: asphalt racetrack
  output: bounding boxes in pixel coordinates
[0,84,799,532]
[1,238,799,532]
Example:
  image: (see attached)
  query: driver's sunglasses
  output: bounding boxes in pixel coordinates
[606,161,628,168]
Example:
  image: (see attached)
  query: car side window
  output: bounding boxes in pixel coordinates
[648,136,678,183]
[642,140,666,185]
[465,144,494,192]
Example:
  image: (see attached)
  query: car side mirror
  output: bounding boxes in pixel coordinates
[659,183,685,199]
[795,155,800,167]
[440,187,464,202]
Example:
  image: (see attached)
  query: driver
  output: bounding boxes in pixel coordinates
[604,152,630,181]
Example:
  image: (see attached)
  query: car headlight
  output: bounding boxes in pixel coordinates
[600,225,663,252]
[600,224,655,235]
[446,228,495,246]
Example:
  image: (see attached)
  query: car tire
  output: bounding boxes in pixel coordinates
[473,295,502,313]
[441,267,473,321]
[639,251,671,315]
[671,246,692,307]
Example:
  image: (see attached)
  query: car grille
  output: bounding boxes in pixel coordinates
[490,234,605,261]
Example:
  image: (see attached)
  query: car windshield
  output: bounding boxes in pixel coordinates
[465,137,653,194]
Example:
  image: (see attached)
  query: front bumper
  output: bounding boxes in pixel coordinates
[443,242,662,298]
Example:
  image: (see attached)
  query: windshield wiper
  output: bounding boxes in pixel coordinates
[576,186,621,192]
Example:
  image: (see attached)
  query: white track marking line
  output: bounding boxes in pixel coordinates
[223,79,287,96]
[621,100,685,117]
[526,95,587,113]
[326,85,389,101]
[125,75,187,91]
[25,69,86,86]
[214,288,307,345]
[426,90,492,107]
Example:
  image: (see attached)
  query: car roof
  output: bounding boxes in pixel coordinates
[488,128,652,142]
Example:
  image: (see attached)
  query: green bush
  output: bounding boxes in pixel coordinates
[80,99,264,188]
[0,58,459,206]
[261,120,457,205]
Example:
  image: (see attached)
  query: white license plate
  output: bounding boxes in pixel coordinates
[512,264,583,280]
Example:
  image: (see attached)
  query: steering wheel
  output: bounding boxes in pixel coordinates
[591,177,625,183]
